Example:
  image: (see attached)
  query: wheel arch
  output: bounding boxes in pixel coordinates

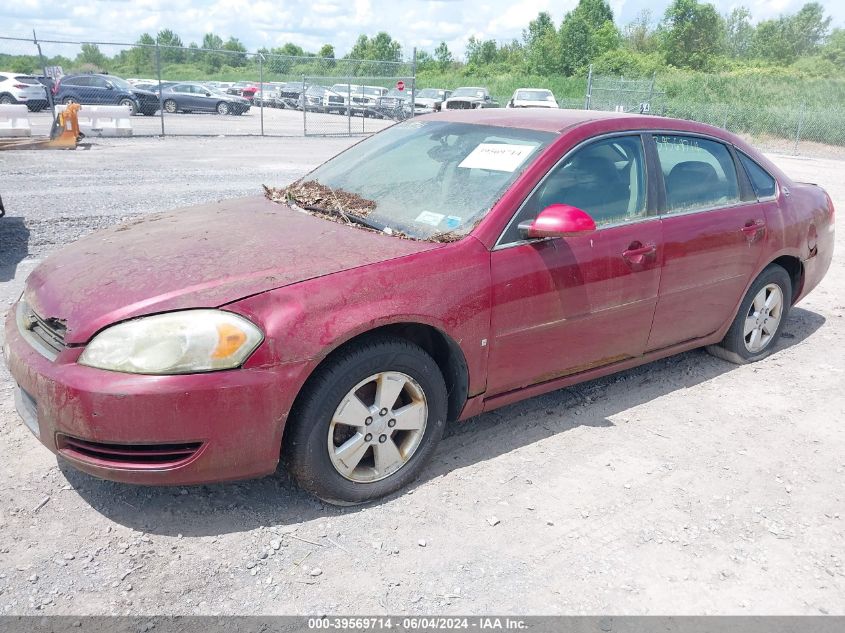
[288,321,470,430]
[769,254,804,304]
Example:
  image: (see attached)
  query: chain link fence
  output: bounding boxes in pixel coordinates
[582,70,845,158]
[0,35,414,137]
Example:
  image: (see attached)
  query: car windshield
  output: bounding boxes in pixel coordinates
[331,84,352,94]
[299,120,555,240]
[108,76,133,90]
[14,75,41,84]
[418,89,444,99]
[452,88,484,98]
[516,90,554,101]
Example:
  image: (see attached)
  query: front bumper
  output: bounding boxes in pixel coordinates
[3,304,306,485]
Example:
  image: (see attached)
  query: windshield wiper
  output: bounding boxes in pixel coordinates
[302,204,387,232]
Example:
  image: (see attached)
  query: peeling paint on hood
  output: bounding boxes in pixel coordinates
[24,195,441,344]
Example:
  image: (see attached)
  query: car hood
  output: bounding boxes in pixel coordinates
[415,98,439,106]
[24,196,441,344]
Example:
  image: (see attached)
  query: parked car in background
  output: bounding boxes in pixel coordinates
[375,88,415,120]
[331,84,389,117]
[227,82,258,101]
[414,88,451,113]
[507,88,558,109]
[278,82,305,109]
[131,81,176,93]
[0,72,48,111]
[5,110,833,505]
[160,82,250,115]
[443,86,498,110]
[54,74,160,115]
[298,85,341,113]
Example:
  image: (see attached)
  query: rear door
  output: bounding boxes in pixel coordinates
[87,76,112,104]
[487,134,663,395]
[646,133,768,351]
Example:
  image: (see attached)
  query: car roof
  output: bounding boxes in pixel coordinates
[432,108,731,137]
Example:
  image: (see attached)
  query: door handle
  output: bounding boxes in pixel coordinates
[622,242,657,266]
[741,220,766,242]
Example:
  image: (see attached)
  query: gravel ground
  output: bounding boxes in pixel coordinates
[0,138,842,616]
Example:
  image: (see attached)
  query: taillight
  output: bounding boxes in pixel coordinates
[13,83,28,89]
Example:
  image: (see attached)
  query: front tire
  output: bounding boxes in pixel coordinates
[163,99,178,114]
[118,98,137,115]
[216,101,230,115]
[284,337,448,505]
[707,264,792,364]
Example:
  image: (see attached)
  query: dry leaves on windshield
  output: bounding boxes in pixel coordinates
[264,180,376,216]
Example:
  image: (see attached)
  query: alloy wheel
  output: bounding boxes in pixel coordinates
[327,371,428,483]
[743,283,784,353]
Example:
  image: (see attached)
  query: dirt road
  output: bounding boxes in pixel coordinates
[0,139,842,615]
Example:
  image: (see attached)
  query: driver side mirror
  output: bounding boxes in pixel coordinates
[518,204,596,239]
[105,83,114,90]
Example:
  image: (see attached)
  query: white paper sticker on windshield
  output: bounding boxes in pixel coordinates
[415,211,445,226]
[459,143,536,172]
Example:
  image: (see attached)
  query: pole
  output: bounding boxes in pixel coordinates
[32,30,55,117]
[155,44,165,136]
[259,53,264,136]
[585,64,593,110]
[410,47,417,119]
[347,77,351,136]
[794,101,805,156]
[302,74,307,136]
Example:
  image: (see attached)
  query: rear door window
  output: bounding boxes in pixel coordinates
[737,152,777,199]
[655,135,740,213]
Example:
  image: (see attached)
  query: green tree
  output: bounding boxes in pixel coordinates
[559,0,620,75]
[415,49,434,72]
[200,33,226,71]
[276,42,306,57]
[434,41,453,70]
[523,11,561,74]
[347,32,402,61]
[156,29,185,64]
[624,9,659,53]
[822,28,845,65]
[660,0,725,70]
[724,7,754,58]
[77,43,108,70]
[318,44,335,59]
[752,2,831,63]
[222,36,248,67]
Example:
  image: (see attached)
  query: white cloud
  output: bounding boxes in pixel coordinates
[1,0,843,60]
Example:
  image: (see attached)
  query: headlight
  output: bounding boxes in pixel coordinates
[79,310,263,375]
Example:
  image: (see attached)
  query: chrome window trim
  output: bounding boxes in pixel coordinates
[495,130,651,249]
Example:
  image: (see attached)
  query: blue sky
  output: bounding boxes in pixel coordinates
[3,0,844,58]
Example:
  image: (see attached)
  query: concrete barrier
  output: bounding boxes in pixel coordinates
[0,104,32,137]
[56,104,133,137]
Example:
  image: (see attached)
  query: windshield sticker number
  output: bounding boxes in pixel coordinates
[415,211,446,226]
[459,143,536,172]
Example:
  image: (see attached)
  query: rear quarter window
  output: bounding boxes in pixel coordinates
[738,152,777,199]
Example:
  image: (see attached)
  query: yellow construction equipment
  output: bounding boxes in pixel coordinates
[0,102,88,150]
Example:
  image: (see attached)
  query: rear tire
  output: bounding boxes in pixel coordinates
[706,264,792,365]
[284,337,448,505]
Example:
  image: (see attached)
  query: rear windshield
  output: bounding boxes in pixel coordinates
[516,90,554,101]
[14,76,41,84]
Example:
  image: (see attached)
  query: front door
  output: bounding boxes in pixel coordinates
[487,134,664,395]
[646,134,768,351]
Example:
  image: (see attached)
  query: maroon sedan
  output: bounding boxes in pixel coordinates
[4,110,834,504]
